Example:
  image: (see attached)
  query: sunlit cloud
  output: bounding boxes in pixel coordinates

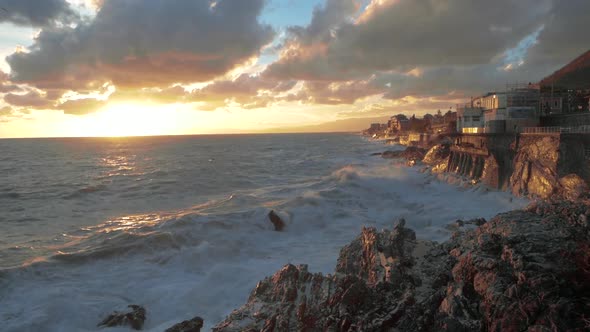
[0,0,589,137]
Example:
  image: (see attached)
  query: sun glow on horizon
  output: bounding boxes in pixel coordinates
[67,103,182,137]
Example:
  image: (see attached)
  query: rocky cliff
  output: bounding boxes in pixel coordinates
[421,135,590,201]
[510,136,589,200]
[214,201,590,331]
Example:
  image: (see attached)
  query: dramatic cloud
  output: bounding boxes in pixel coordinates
[267,0,552,81]
[57,98,106,115]
[3,90,55,109]
[187,74,296,110]
[260,0,590,111]
[524,0,590,70]
[7,0,274,90]
[0,70,20,93]
[283,79,383,105]
[0,0,78,27]
[2,0,590,124]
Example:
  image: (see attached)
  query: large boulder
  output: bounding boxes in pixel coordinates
[268,210,286,231]
[423,144,451,173]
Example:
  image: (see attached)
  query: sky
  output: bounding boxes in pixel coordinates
[0,0,588,138]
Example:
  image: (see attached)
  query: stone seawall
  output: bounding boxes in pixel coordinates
[428,133,590,199]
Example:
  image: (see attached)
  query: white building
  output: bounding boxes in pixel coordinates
[457,85,540,134]
[456,106,485,133]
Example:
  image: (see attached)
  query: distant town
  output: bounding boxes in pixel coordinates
[364,50,590,144]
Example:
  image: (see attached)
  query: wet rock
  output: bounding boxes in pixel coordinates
[370,152,383,156]
[216,201,590,331]
[382,147,427,163]
[165,316,204,332]
[267,210,285,231]
[423,144,451,173]
[382,150,403,158]
[98,305,146,330]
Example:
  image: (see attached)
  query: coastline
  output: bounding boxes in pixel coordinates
[209,141,590,331]
[1,134,583,331]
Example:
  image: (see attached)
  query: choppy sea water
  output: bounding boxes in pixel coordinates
[0,133,526,331]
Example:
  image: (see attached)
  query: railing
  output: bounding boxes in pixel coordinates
[522,125,590,134]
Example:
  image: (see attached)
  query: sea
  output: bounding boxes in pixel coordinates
[0,133,527,331]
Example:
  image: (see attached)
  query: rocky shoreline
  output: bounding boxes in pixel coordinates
[212,199,589,331]
[99,145,589,331]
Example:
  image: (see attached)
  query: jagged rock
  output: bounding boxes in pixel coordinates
[510,136,561,198]
[268,210,285,231]
[98,305,146,330]
[336,219,417,286]
[165,316,204,332]
[216,202,590,332]
[423,144,451,173]
[214,221,423,331]
[432,201,590,331]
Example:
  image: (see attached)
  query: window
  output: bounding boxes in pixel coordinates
[472,116,480,122]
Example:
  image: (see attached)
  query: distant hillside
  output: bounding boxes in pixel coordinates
[540,49,590,89]
[257,116,391,133]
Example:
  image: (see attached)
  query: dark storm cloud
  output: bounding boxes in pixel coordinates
[524,0,590,71]
[7,0,274,90]
[0,0,78,27]
[267,0,552,81]
[261,0,590,109]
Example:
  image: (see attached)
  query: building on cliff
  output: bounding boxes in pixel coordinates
[457,84,540,134]
[430,110,457,134]
[387,114,410,134]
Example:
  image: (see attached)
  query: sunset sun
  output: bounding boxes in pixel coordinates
[74,103,178,137]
